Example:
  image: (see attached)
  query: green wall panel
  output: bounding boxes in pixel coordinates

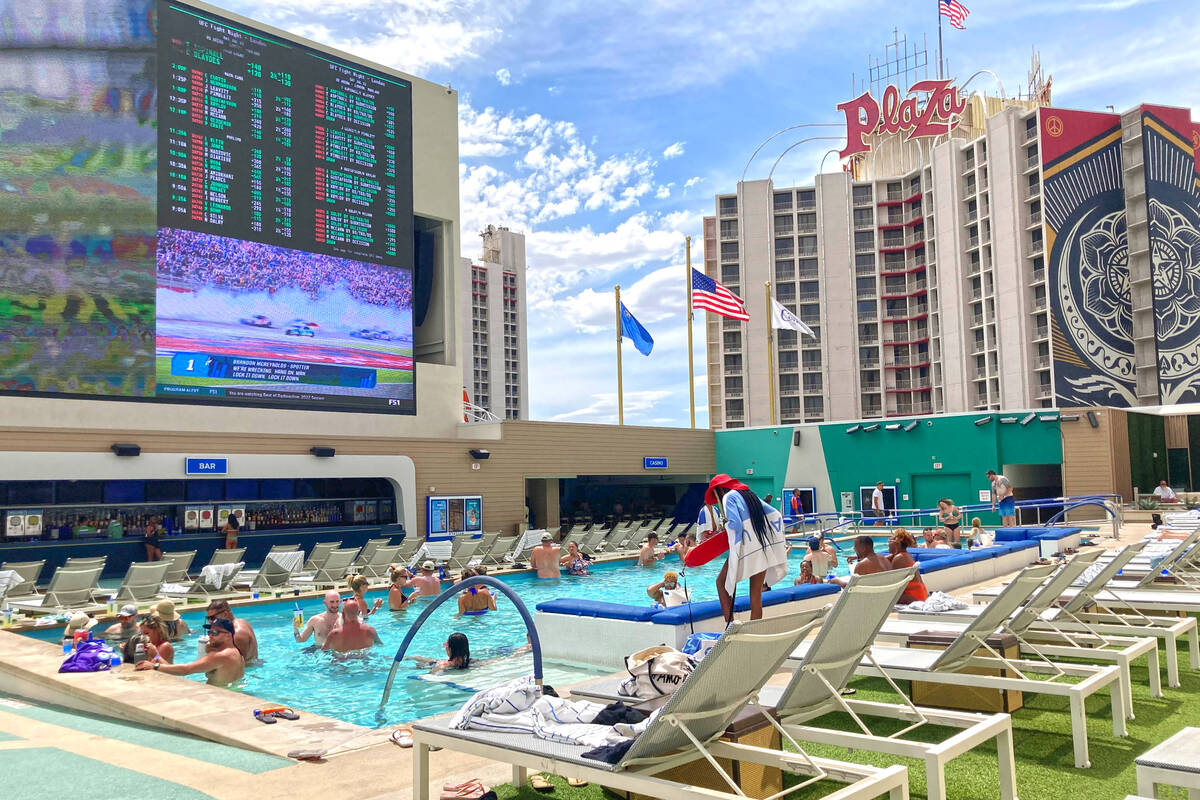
[1128,412,1167,493]
[713,426,795,504]
[817,414,1063,522]
[1188,415,1200,492]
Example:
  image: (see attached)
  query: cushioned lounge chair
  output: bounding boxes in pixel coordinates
[413,609,911,800]
[789,563,1127,769]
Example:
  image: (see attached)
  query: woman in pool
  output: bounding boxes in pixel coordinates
[937,498,962,547]
[686,474,788,622]
[415,632,472,672]
[348,573,384,617]
[558,540,590,576]
[887,528,928,604]
[387,566,413,611]
[456,568,497,615]
[794,560,820,585]
[133,614,174,664]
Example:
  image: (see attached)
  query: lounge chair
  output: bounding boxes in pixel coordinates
[1,560,44,598]
[412,610,911,800]
[291,548,357,589]
[101,561,171,605]
[353,538,392,569]
[64,556,106,571]
[1098,529,1200,587]
[577,526,610,557]
[790,563,1127,769]
[358,545,401,580]
[467,532,500,566]
[206,548,245,567]
[618,526,650,553]
[880,549,1160,722]
[164,562,244,599]
[10,566,104,613]
[303,541,342,572]
[967,541,1199,687]
[160,551,196,584]
[392,536,424,567]
[445,538,482,573]
[248,556,301,591]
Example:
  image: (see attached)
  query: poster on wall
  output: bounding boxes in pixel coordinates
[198,507,214,529]
[1039,107,1136,407]
[217,506,245,528]
[4,512,25,539]
[184,506,200,530]
[465,498,482,531]
[23,511,43,538]
[426,495,483,539]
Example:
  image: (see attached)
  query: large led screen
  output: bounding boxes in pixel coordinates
[0,0,416,414]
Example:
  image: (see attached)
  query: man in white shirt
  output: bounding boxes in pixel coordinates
[1153,480,1179,503]
[870,482,886,525]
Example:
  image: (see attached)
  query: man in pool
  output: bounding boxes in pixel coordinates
[206,599,258,663]
[646,570,688,605]
[294,590,341,647]
[102,604,140,644]
[402,561,445,596]
[529,532,561,578]
[322,599,381,653]
[638,532,664,566]
[831,535,893,586]
[136,616,244,686]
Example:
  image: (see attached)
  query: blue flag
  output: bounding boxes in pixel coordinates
[620,303,654,356]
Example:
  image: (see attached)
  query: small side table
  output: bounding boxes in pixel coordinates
[1136,726,1200,799]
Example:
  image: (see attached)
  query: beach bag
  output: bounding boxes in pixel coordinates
[59,640,113,673]
[681,632,722,661]
[617,645,694,699]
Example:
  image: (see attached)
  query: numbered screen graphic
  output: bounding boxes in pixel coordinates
[0,0,416,414]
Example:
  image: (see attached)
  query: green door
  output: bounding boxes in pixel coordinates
[911,472,974,518]
[1168,448,1192,491]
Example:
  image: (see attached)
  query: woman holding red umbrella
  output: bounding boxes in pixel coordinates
[685,474,788,622]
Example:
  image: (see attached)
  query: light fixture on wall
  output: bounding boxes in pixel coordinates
[999,417,1018,424]
[884,423,901,431]
[1020,412,1037,426]
[863,424,880,432]
[1059,414,1080,422]
[110,443,140,457]
[793,431,802,446]
[1039,414,1059,422]
[903,421,919,432]
[468,449,491,460]
[845,424,861,434]
[309,446,336,458]
[1087,411,1099,428]
[973,416,992,426]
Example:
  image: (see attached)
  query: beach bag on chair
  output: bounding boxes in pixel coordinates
[617,645,694,699]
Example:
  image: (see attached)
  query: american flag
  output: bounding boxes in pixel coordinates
[939,0,969,29]
[691,268,749,320]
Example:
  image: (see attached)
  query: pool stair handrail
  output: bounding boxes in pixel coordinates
[378,575,543,718]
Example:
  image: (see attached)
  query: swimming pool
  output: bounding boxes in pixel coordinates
[26,545,868,727]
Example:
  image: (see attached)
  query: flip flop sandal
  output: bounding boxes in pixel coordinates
[274,708,299,720]
[440,789,484,800]
[443,780,483,792]
[390,728,413,748]
[529,774,553,792]
[255,711,277,724]
[840,688,857,696]
[567,778,589,787]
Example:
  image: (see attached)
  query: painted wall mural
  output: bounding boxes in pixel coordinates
[1140,105,1200,404]
[1039,108,1135,407]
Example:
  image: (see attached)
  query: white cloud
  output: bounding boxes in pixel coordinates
[656,184,672,199]
[495,68,512,85]
[684,176,702,189]
[662,141,685,159]
[550,390,673,424]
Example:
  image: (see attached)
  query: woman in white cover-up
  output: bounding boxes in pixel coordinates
[704,474,788,623]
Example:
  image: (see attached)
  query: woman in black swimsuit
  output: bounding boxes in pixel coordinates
[937,499,962,547]
[144,516,163,561]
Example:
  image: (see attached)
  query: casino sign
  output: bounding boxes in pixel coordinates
[838,79,967,159]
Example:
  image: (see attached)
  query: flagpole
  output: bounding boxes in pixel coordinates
[937,0,944,78]
[685,236,696,429]
[615,285,624,426]
[765,281,776,426]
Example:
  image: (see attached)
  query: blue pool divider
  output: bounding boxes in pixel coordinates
[378,575,543,719]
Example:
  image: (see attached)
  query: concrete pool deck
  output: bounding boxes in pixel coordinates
[0,518,1157,799]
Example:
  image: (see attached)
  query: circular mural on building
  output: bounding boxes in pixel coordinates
[1055,199,1134,383]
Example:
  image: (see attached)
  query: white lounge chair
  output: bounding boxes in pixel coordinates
[164,562,244,599]
[577,526,610,557]
[10,566,104,614]
[353,538,392,569]
[1,560,44,597]
[412,610,911,800]
[248,554,302,591]
[882,549,1160,722]
[206,548,246,567]
[291,548,357,589]
[445,538,482,573]
[160,551,196,584]
[790,563,1127,769]
[303,541,341,572]
[104,561,171,605]
[391,536,423,567]
[467,532,500,566]
[967,541,1199,687]
[63,556,106,571]
[358,545,401,580]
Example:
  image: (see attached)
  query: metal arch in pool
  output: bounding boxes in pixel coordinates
[1044,499,1119,527]
[377,575,542,717]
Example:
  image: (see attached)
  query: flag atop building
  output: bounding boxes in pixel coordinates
[619,303,654,356]
[770,298,814,337]
[692,268,750,320]
[939,0,969,29]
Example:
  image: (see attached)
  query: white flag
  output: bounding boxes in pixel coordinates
[771,298,813,336]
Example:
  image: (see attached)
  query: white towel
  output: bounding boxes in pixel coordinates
[0,570,22,598]
[720,493,788,594]
[901,591,967,613]
[200,561,243,589]
[266,551,303,573]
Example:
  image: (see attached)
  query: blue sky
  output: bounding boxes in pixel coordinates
[221,0,1200,427]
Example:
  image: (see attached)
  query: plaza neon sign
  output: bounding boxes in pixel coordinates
[838,79,967,158]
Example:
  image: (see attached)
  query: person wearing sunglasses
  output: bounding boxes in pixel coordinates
[135,616,244,686]
[205,599,258,663]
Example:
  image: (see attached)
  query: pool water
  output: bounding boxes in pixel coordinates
[26,543,872,727]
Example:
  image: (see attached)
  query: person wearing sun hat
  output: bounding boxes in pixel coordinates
[149,599,190,640]
[685,474,787,622]
[64,612,98,638]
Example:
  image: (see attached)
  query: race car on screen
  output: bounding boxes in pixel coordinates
[284,323,316,337]
[239,315,272,327]
[350,328,393,340]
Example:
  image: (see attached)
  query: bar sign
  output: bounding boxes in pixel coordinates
[186,458,228,475]
[643,457,668,470]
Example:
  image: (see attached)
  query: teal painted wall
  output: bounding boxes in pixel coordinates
[713,426,795,505]
[816,414,1063,523]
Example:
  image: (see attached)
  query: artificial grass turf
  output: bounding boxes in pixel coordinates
[487,637,1198,799]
